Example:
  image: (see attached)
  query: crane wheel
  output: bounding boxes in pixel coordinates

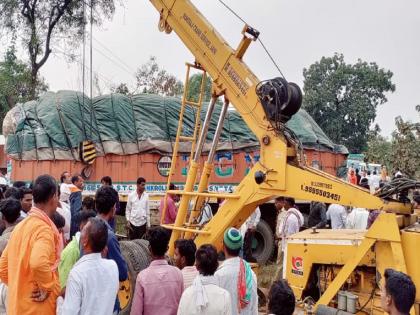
[118,241,152,315]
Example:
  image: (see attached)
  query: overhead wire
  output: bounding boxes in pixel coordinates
[92,37,134,74]
[216,0,286,79]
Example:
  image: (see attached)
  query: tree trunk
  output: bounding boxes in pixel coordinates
[29,68,38,100]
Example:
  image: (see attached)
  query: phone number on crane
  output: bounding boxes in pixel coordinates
[300,185,341,201]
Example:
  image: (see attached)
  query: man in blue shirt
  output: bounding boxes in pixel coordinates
[96,186,128,313]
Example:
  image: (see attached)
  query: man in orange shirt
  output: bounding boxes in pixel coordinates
[0,174,62,315]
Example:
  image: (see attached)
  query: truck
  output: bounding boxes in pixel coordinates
[4,92,347,264]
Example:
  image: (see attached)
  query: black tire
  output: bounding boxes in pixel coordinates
[252,219,275,264]
[118,241,152,315]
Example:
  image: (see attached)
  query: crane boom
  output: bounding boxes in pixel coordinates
[140,2,418,313]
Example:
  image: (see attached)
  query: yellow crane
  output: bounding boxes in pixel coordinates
[124,1,420,314]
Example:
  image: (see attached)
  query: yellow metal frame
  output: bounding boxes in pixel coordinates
[147,1,415,311]
[160,63,207,224]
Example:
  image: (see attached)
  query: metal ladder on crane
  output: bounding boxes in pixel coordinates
[160,62,240,246]
[160,63,207,225]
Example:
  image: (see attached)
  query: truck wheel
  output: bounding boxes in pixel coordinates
[252,220,275,264]
[118,241,152,315]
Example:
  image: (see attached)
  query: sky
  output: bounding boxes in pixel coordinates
[8,0,420,137]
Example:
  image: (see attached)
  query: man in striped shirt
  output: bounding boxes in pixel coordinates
[174,239,199,289]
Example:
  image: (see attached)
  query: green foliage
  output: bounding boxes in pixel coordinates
[187,73,212,103]
[303,53,395,153]
[0,0,116,98]
[112,83,131,95]
[0,48,47,127]
[364,124,392,168]
[135,56,183,97]
[390,112,420,178]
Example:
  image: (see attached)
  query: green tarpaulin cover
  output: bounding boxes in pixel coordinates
[3,90,347,160]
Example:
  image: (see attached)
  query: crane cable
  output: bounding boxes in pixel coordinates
[217,0,286,80]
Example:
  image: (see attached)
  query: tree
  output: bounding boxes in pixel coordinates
[364,124,392,168]
[187,73,212,103]
[303,53,395,153]
[111,83,131,95]
[135,56,183,97]
[0,47,47,126]
[0,0,115,98]
[390,110,420,178]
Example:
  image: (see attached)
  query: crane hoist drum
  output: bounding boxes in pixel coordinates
[256,77,303,123]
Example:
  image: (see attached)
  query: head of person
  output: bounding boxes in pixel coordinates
[71,174,84,190]
[350,169,355,176]
[80,217,108,255]
[32,175,58,218]
[60,171,71,184]
[0,198,21,226]
[174,239,196,269]
[275,197,285,211]
[360,178,369,189]
[95,186,118,221]
[101,176,112,187]
[268,280,295,315]
[373,170,377,175]
[362,170,367,177]
[148,226,170,259]
[136,177,146,193]
[381,269,416,315]
[223,227,242,258]
[355,169,360,175]
[367,171,371,176]
[20,188,33,213]
[52,211,66,233]
[414,195,420,209]
[12,181,26,189]
[4,187,23,201]
[168,183,177,198]
[195,244,218,276]
[82,196,95,211]
[284,198,295,210]
[79,210,97,231]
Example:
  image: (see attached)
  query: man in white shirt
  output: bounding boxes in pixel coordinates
[240,207,261,263]
[60,217,119,315]
[326,204,347,229]
[59,171,72,203]
[126,177,150,240]
[178,244,231,315]
[275,198,303,280]
[215,228,258,315]
[370,171,381,193]
[346,208,369,229]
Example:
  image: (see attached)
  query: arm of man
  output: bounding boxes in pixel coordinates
[251,207,261,230]
[29,227,58,291]
[60,271,82,315]
[107,235,128,281]
[316,204,327,228]
[223,290,232,315]
[58,243,80,289]
[145,194,150,228]
[125,195,132,224]
[168,198,178,222]
[0,245,9,284]
[130,277,144,315]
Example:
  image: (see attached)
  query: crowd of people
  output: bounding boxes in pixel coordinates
[346,165,404,193]
[0,172,415,315]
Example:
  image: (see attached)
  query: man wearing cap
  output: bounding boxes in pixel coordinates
[215,227,258,315]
